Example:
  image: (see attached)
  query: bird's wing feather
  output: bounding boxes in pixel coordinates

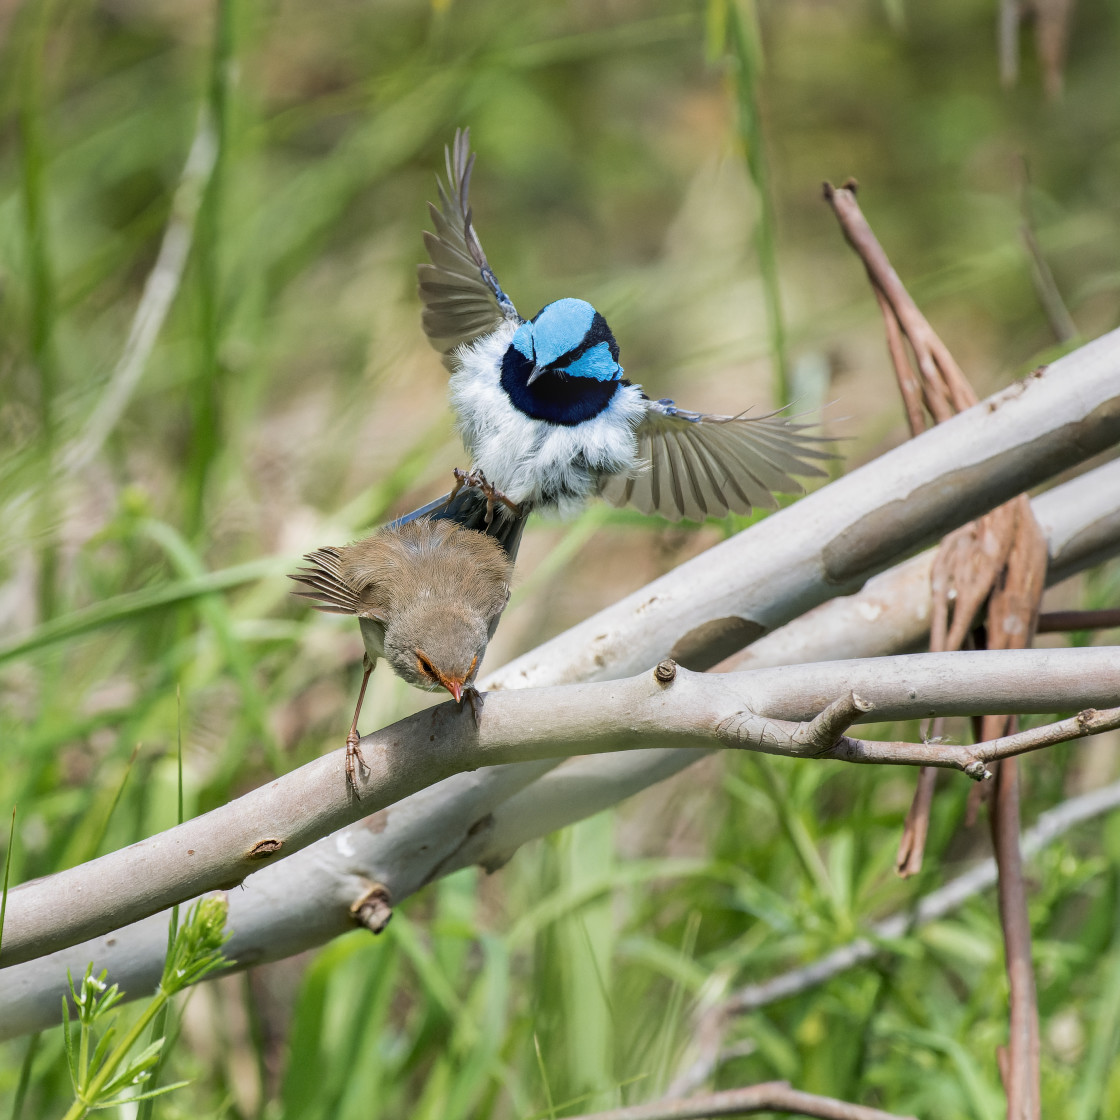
[418,128,520,366]
[598,399,835,522]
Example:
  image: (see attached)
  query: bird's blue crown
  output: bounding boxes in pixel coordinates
[500,298,624,426]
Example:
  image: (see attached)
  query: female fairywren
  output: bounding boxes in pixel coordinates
[290,517,513,791]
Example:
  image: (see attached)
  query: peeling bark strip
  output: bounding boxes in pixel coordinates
[824,179,1051,1119]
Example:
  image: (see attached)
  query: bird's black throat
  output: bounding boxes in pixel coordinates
[500,346,619,426]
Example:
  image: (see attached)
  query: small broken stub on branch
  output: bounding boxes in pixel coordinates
[654,659,677,684]
[247,838,283,860]
[351,883,393,934]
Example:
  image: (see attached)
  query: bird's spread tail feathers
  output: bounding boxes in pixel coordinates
[289,547,364,615]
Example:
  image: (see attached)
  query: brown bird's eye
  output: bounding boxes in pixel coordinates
[416,653,435,679]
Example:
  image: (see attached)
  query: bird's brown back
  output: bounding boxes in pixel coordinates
[291,519,513,622]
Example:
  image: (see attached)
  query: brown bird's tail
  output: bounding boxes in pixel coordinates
[288,547,363,615]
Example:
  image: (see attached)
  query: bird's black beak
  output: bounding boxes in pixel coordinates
[525,363,546,386]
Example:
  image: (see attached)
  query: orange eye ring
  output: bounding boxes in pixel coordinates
[416,652,436,680]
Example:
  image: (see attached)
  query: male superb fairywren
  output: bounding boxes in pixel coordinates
[418,129,835,523]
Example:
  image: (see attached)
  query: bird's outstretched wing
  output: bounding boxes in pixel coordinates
[419,128,521,365]
[598,400,836,522]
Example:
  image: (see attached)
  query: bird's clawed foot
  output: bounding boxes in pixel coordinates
[460,686,484,726]
[448,468,521,527]
[345,730,369,796]
[345,655,375,797]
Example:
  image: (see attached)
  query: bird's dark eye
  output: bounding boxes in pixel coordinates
[416,653,436,679]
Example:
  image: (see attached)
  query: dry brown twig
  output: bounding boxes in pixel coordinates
[1038,608,1120,632]
[824,180,1050,1118]
[562,1081,914,1120]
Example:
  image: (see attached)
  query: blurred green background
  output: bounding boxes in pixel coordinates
[1,0,1119,1116]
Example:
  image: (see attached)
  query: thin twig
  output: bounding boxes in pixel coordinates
[822,182,976,416]
[1000,0,1021,86]
[824,178,989,878]
[990,756,1041,1120]
[1019,224,1077,344]
[895,736,939,875]
[981,507,1047,1120]
[809,703,1120,775]
[62,112,218,474]
[1034,0,1077,100]
[668,776,1120,1097]
[563,1081,915,1120]
[872,279,926,437]
[1038,608,1120,632]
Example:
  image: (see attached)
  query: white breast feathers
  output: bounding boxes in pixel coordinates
[449,320,647,515]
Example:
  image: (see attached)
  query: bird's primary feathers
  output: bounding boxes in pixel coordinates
[418,128,835,522]
[290,518,513,699]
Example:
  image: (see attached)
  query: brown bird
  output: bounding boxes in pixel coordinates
[290,518,514,790]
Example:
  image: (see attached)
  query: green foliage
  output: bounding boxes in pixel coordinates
[58,899,230,1119]
[1,0,1119,1118]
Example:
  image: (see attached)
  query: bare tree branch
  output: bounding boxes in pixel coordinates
[2,332,1118,1029]
[485,329,1120,690]
[2,454,1119,1037]
[563,1081,915,1120]
[1,648,1118,974]
[62,114,218,474]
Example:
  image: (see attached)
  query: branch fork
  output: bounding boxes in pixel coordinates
[717,690,874,759]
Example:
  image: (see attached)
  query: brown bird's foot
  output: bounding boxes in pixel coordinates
[345,729,368,796]
[461,686,484,726]
[449,468,521,527]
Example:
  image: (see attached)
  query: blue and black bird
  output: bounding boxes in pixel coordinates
[417,129,834,527]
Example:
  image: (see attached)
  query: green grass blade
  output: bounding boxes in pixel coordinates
[0,804,14,958]
[0,556,282,665]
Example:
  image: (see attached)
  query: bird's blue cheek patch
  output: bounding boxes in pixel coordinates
[511,322,534,360]
[560,342,622,382]
[531,298,596,366]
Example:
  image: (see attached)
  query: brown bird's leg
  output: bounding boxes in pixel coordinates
[461,686,484,726]
[345,655,374,795]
